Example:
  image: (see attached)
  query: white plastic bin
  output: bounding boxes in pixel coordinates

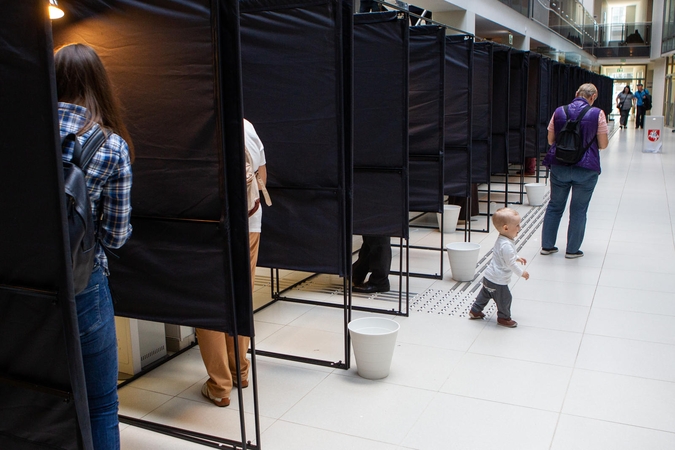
[446,242,480,282]
[348,317,400,379]
[436,204,461,233]
[524,183,546,206]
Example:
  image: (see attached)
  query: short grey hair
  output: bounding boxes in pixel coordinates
[576,83,598,100]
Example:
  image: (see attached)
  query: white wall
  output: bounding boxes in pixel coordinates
[605,0,650,23]
[582,0,596,14]
[650,0,665,116]
[441,0,595,56]
[651,58,666,116]
[433,10,475,34]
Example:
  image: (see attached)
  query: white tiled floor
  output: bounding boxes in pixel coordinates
[119,124,675,449]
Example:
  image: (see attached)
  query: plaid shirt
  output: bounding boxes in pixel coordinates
[59,102,133,274]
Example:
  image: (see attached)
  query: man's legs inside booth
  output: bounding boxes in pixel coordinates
[352,235,392,293]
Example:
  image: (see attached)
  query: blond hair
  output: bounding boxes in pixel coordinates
[576,83,598,100]
[492,207,520,229]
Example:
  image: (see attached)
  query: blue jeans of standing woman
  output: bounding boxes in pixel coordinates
[541,165,599,254]
[76,265,120,449]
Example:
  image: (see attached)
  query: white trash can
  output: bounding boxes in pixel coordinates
[348,317,400,380]
[643,116,664,153]
[524,183,546,206]
[446,242,480,282]
[436,204,461,233]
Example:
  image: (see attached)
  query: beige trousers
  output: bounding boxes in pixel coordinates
[196,232,259,398]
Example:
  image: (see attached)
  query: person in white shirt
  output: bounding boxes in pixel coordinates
[197,119,267,406]
[468,208,529,328]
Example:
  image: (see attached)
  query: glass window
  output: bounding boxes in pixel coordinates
[609,6,625,42]
[663,0,675,53]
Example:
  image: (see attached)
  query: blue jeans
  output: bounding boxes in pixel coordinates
[76,265,120,450]
[541,165,599,254]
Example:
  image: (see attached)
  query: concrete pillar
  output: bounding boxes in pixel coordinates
[433,10,475,35]
[513,34,530,50]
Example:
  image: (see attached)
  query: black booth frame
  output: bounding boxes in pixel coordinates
[384,5,481,280]
[253,9,412,373]
[239,0,362,373]
[379,1,481,282]
[469,41,494,234]
[52,1,261,449]
[400,23,447,280]
[486,48,530,207]
[120,1,261,448]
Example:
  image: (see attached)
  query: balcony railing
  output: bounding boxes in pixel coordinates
[530,2,650,60]
[591,22,651,58]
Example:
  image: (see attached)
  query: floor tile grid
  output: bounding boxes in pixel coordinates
[119,127,675,449]
[552,129,675,447]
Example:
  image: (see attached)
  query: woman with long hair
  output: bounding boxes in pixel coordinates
[55,43,133,450]
[616,85,634,129]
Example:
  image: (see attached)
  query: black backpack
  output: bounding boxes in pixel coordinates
[62,127,106,294]
[554,105,596,165]
[643,93,652,110]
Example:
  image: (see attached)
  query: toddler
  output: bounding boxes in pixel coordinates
[469,208,529,327]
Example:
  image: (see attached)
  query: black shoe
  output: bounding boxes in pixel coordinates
[353,282,390,293]
[565,251,584,259]
[540,247,559,255]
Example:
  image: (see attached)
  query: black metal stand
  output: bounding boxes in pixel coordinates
[119,416,258,450]
[253,236,410,370]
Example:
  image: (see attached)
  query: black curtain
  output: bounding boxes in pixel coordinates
[525,53,541,160]
[549,62,561,117]
[537,57,553,155]
[54,0,252,335]
[491,45,511,174]
[560,64,571,105]
[444,35,473,197]
[594,73,614,118]
[508,50,529,166]
[240,0,353,276]
[472,41,492,183]
[408,25,445,213]
[353,12,409,238]
[0,1,92,448]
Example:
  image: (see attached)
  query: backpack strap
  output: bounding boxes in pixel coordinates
[572,104,593,122]
[77,127,107,170]
[62,127,107,170]
[559,104,597,158]
[576,105,597,152]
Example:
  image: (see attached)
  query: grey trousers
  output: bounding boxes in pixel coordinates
[471,277,512,320]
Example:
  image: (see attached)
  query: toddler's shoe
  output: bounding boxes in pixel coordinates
[497,317,518,328]
[565,251,584,259]
[468,310,485,320]
[540,247,558,255]
[201,382,230,407]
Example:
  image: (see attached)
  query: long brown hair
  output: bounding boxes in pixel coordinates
[54,43,135,162]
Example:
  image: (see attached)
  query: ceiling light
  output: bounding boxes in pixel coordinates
[49,0,64,19]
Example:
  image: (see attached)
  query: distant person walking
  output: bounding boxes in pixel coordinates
[616,85,634,129]
[541,83,609,259]
[634,83,650,129]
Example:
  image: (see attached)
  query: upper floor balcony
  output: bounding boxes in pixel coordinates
[591,22,652,58]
